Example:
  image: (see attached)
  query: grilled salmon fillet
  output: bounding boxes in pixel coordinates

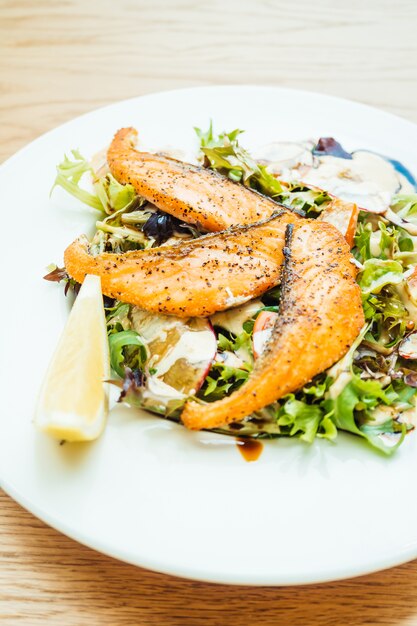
[107,127,290,231]
[181,220,364,430]
[64,211,300,317]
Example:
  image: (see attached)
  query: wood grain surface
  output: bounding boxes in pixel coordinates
[2,0,417,624]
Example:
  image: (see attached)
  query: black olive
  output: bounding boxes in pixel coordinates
[103,295,116,308]
[312,137,352,160]
[143,211,189,245]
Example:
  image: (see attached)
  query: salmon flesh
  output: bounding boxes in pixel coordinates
[181,220,364,429]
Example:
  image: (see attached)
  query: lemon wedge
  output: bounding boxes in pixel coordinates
[35,274,110,442]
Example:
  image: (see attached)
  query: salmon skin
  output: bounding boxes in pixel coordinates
[181,220,364,430]
[107,127,292,232]
[64,211,300,318]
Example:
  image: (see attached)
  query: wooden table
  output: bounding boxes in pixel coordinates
[2,1,417,623]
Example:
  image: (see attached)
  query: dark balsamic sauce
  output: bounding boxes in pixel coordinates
[236,438,263,462]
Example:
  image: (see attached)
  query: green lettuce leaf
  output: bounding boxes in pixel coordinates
[195,123,282,196]
[390,193,417,225]
[195,123,336,215]
[358,259,404,295]
[106,301,131,334]
[277,396,336,443]
[194,121,243,148]
[362,286,409,347]
[199,362,251,402]
[52,150,103,210]
[329,375,407,454]
[278,184,332,217]
[52,151,141,222]
[354,221,372,261]
[203,143,283,195]
[94,174,137,215]
[108,330,147,378]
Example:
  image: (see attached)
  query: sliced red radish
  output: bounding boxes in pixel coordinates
[252,310,279,359]
[399,332,417,360]
[130,307,217,395]
[318,198,359,247]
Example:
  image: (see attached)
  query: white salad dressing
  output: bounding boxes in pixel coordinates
[252,328,273,358]
[327,371,353,401]
[256,141,414,213]
[253,141,314,180]
[216,351,246,369]
[302,152,410,213]
[154,330,217,376]
[130,309,180,345]
[129,306,217,403]
[384,208,417,236]
[143,376,186,404]
[211,299,263,337]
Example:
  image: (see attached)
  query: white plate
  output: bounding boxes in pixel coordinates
[2,86,417,586]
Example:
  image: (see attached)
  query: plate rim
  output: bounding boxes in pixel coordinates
[2,471,416,586]
[2,84,417,586]
[2,83,417,170]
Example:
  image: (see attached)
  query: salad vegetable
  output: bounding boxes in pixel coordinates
[47,122,417,454]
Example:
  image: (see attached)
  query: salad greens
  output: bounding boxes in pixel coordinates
[108,330,147,378]
[194,121,332,216]
[49,122,417,455]
[52,150,103,211]
[53,150,200,253]
[201,362,251,402]
[358,259,404,295]
[277,393,336,443]
[195,122,283,196]
[390,193,417,226]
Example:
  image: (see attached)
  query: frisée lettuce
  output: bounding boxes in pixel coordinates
[47,123,417,454]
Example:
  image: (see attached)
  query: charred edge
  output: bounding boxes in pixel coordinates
[289,206,306,218]
[213,209,290,236]
[279,223,295,316]
[283,223,294,258]
[113,138,292,208]
[109,133,301,218]
[77,210,293,262]
[257,223,295,363]
[153,207,293,256]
